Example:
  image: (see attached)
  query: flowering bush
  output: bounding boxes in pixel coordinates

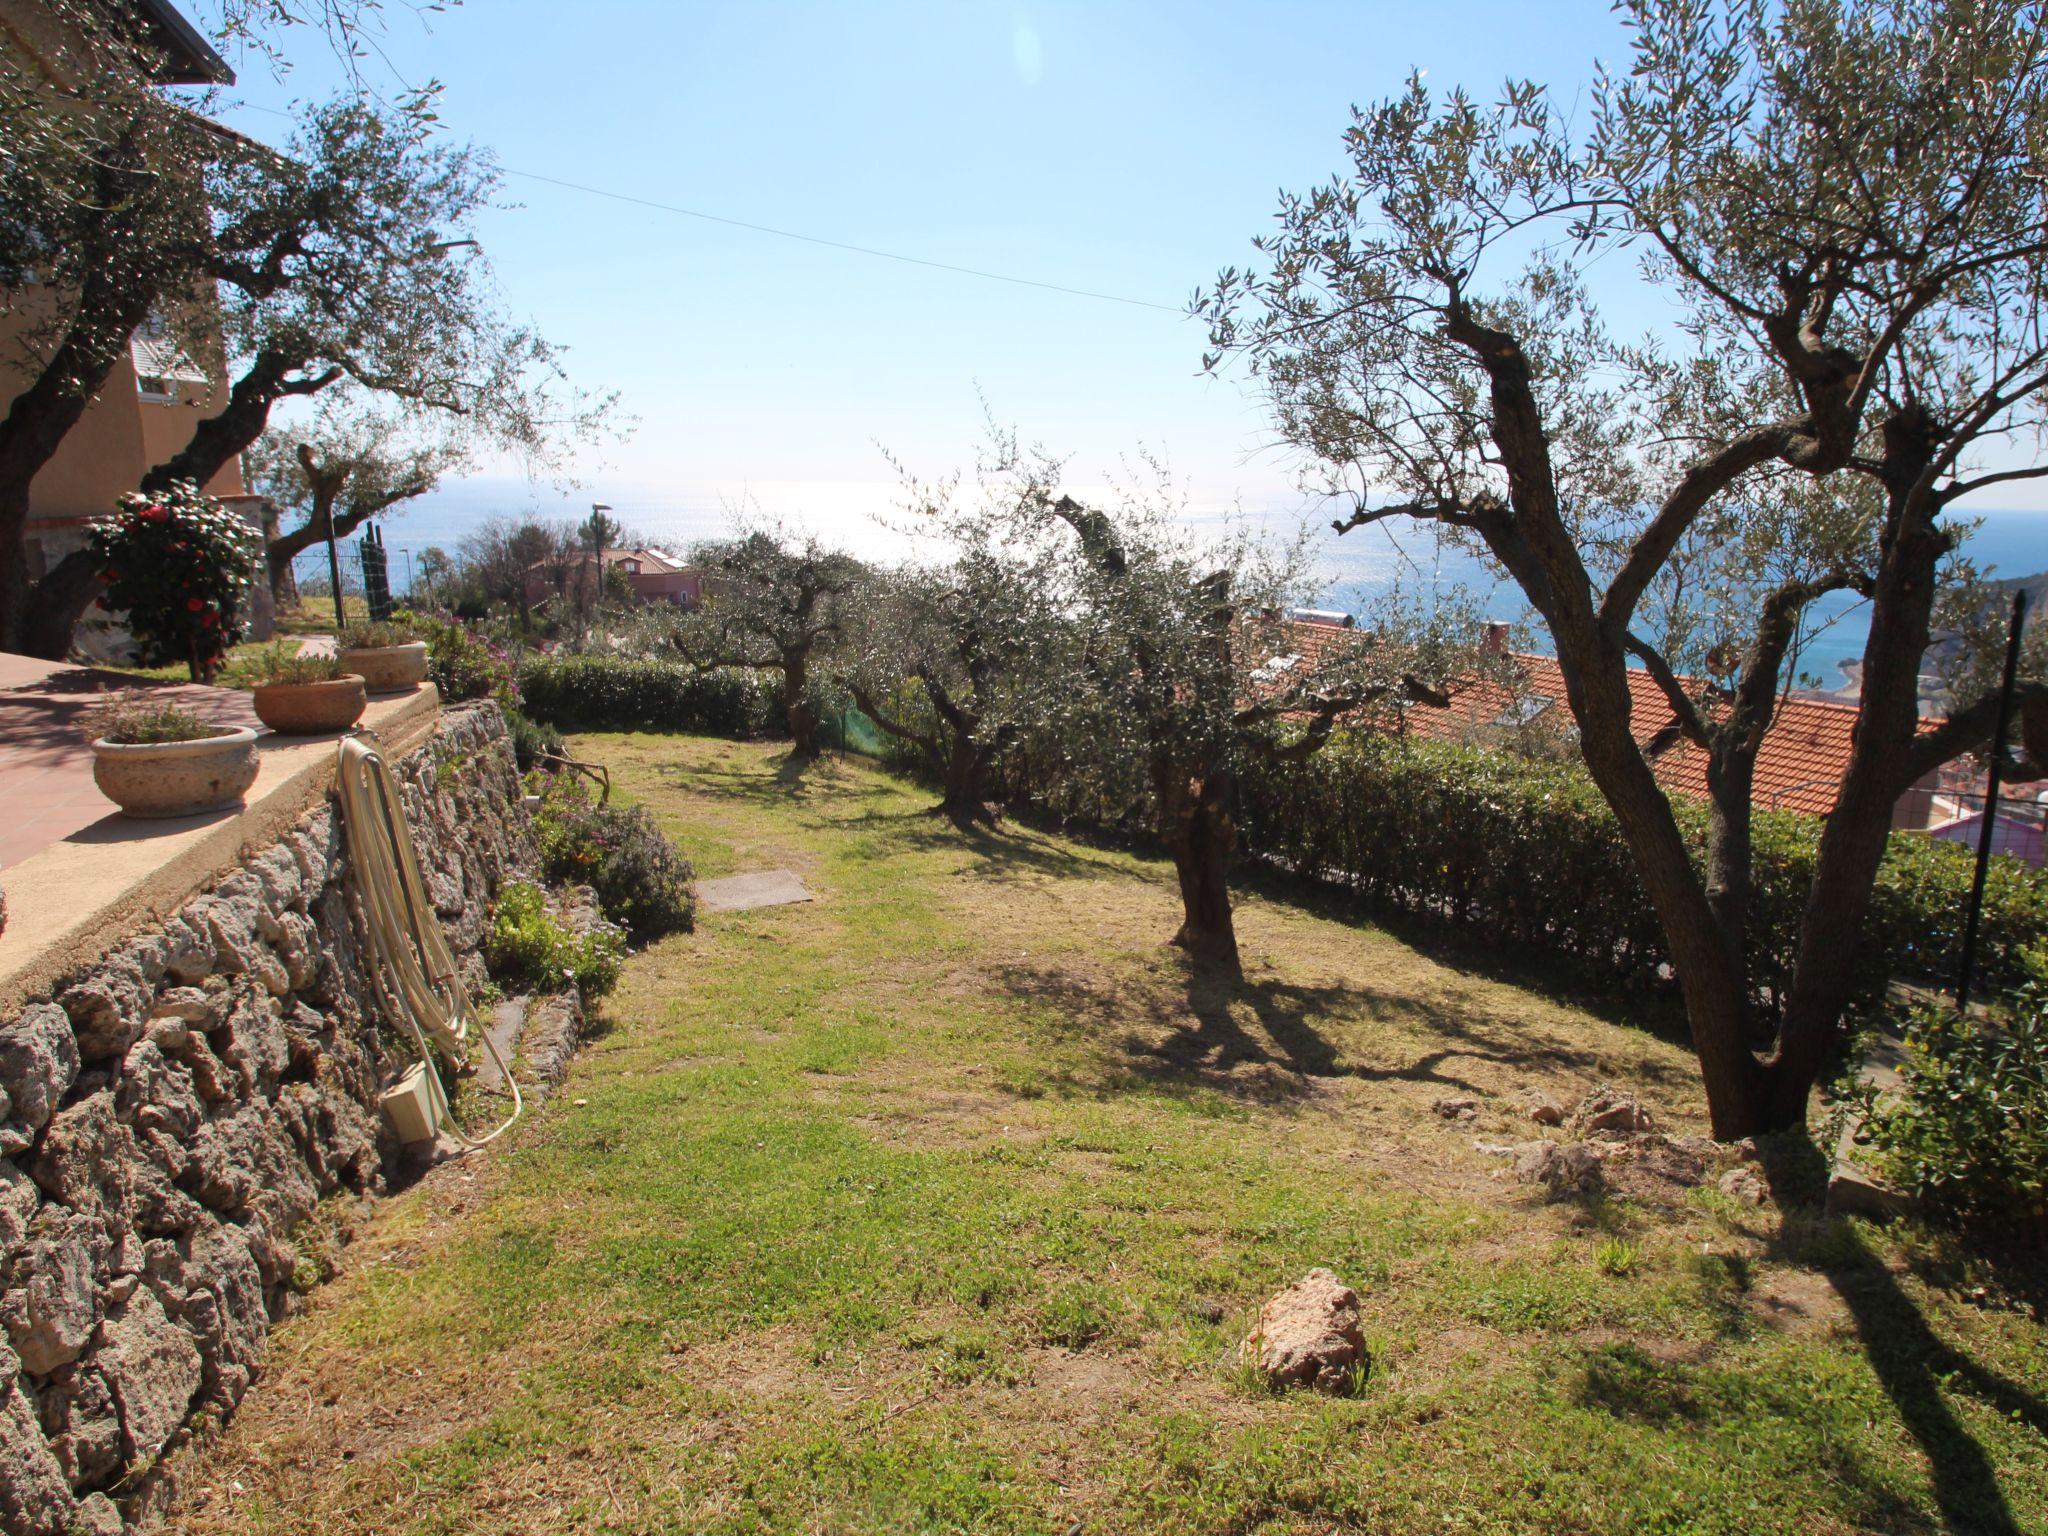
[89,482,259,681]
[414,612,520,707]
[529,771,695,941]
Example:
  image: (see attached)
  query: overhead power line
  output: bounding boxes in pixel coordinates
[227,101,1186,314]
[497,166,1188,314]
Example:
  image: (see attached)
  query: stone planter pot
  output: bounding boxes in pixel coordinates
[252,674,368,735]
[337,640,428,694]
[92,727,260,818]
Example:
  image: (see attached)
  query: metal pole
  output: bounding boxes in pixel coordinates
[326,519,346,633]
[1956,588,2029,1011]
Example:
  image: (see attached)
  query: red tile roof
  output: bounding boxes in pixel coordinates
[1272,617,1953,818]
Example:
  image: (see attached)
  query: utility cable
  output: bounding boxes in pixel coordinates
[223,104,1185,314]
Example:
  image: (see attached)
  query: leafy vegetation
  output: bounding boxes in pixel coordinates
[1200,0,2048,1139]
[531,772,696,941]
[518,653,781,736]
[81,694,221,745]
[1851,985,2048,1244]
[414,611,519,707]
[485,879,625,1000]
[675,526,862,757]
[87,483,260,681]
[338,616,424,650]
[1238,734,2048,1012]
[231,642,344,687]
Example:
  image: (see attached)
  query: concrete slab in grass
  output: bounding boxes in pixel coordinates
[697,869,813,913]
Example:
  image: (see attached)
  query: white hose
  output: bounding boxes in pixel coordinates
[335,734,521,1149]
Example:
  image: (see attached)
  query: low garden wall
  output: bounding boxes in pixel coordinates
[0,702,535,1535]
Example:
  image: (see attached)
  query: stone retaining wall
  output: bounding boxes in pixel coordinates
[0,703,534,1535]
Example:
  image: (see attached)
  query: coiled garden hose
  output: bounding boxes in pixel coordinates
[335,734,521,1148]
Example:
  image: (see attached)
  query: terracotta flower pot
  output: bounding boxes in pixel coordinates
[252,674,368,735]
[91,726,260,818]
[337,640,428,694]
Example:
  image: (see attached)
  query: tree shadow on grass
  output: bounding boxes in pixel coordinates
[1575,1341,1934,1534]
[1744,1137,2048,1536]
[668,750,885,814]
[872,812,1133,883]
[993,952,1666,1108]
[1232,858,1693,1052]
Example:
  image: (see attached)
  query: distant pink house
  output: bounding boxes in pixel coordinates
[524,547,703,609]
[1927,808,2047,867]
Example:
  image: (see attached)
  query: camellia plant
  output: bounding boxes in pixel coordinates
[89,481,259,681]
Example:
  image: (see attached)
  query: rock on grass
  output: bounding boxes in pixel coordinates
[1241,1268,1367,1391]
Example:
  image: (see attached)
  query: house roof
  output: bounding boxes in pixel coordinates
[1649,697,1867,816]
[1273,616,1964,819]
[123,0,235,85]
[524,547,689,576]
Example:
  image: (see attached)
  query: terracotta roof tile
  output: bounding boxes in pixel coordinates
[1271,617,1962,818]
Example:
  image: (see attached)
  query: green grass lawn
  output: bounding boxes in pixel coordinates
[174,735,2048,1536]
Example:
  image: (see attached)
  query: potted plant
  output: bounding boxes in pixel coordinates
[237,643,368,734]
[338,616,429,694]
[87,482,259,683]
[85,694,259,818]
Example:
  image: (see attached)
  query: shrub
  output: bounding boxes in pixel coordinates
[1849,986,2048,1243]
[486,879,625,999]
[517,654,780,736]
[82,693,219,745]
[339,616,424,649]
[1229,732,2048,1013]
[531,773,695,940]
[88,481,260,681]
[231,642,342,687]
[504,707,564,773]
[415,613,520,707]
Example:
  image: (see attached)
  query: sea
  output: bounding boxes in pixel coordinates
[340,477,2048,693]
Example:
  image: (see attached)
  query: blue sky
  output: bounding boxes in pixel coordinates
[211,0,1657,545]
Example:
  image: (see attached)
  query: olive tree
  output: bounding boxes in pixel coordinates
[837,441,1073,820]
[2,11,612,656]
[678,528,863,759]
[1200,0,2048,1135]
[244,396,462,602]
[838,557,1052,822]
[1013,469,1463,977]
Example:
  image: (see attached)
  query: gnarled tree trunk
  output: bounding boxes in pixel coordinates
[1161,769,1241,975]
[784,647,819,758]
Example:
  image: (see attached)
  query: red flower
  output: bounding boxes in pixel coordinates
[185,597,204,612]
[200,612,218,629]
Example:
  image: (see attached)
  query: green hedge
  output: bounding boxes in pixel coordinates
[517,655,782,737]
[1237,733,2048,1016]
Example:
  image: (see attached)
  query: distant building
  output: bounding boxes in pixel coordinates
[523,547,704,609]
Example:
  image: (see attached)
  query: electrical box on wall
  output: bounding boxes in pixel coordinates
[379,1061,440,1145]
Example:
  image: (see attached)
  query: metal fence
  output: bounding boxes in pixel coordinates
[285,534,442,609]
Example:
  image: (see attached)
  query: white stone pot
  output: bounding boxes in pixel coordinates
[91,727,260,819]
[337,640,429,694]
